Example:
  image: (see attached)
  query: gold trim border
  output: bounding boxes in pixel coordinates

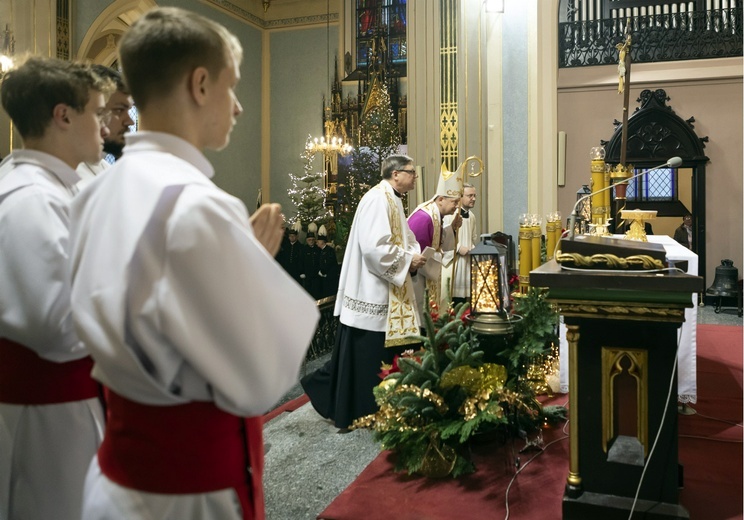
[566,325,582,489]
[555,301,686,322]
[601,347,649,456]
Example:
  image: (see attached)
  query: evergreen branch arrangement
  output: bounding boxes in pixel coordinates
[353,289,566,478]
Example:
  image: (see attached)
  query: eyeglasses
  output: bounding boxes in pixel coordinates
[95,109,112,126]
[396,168,417,176]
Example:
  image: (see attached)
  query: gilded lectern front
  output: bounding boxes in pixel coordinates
[531,255,702,520]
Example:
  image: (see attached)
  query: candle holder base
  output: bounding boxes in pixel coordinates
[467,313,522,335]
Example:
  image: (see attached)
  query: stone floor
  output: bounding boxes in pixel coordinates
[262,305,742,520]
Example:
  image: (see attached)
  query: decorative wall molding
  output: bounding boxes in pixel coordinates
[204,0,336,29]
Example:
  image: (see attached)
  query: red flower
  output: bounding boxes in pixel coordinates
[378,355,402,379]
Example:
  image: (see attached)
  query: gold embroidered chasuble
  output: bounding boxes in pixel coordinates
[381,187,420,347]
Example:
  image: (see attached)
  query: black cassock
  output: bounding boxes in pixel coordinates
[277,239,304,285]
[317,245,339,299]
[301,244,321,299]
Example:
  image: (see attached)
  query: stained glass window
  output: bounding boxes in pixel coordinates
[356,0,407,69]
[626,167,676,202]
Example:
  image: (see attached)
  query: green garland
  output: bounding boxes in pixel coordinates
[353,289,566,478]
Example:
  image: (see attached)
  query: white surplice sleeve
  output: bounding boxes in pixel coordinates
[150,189,319,417]
[0,187,85,361]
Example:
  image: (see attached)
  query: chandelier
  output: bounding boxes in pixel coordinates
[306,115,352,158]
[306,0,353,200]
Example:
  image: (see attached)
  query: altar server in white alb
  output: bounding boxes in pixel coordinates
[69,8,319,520]
[442,183,478,305]
[0,57,113,520]
[407,164,463,323]
[302,155,426,429]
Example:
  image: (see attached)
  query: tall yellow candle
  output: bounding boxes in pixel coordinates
[531,223,542,271]
[591,158,606,226]
[603,164,611,209]
[546,220,557,260]
[518,224,532,293]
[553,217,563,253]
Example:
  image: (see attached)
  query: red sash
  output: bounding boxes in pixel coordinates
[98,389,265,520]
[0,338,98,404]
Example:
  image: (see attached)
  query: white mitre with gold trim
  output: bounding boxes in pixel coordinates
[434,163,464,199]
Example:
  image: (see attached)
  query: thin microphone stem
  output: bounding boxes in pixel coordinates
[567,157,681,239]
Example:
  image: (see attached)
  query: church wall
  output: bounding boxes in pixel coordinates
[69,0,333,216]
[557,62,743,283]
[500,1,530,241]
[269,25,337,216]
[72,0,115,54]
[144,0,265,208]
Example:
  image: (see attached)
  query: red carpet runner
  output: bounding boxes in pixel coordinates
[318,324,743,520]
[262,394,309,425]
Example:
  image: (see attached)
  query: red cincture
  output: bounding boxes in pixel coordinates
[98,389,265,520]
[0,338,97,404]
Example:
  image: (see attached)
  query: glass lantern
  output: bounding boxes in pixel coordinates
[468,236,518,334]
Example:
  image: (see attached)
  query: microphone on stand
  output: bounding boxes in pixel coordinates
[566,156,683,239]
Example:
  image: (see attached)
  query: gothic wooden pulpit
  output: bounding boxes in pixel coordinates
[531,259,702,520]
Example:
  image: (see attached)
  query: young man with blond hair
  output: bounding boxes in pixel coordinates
[0,56,113,520]
[70,7,318,520]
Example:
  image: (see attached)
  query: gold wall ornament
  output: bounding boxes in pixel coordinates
[439,0,458,171]
[361,74,385,120]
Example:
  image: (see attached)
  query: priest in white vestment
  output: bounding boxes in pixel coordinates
[302,154,426,429]
[442,183,478,304]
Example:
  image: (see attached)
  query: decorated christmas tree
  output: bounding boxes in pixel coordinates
[335,75,402,248]
[287,138,333,230]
